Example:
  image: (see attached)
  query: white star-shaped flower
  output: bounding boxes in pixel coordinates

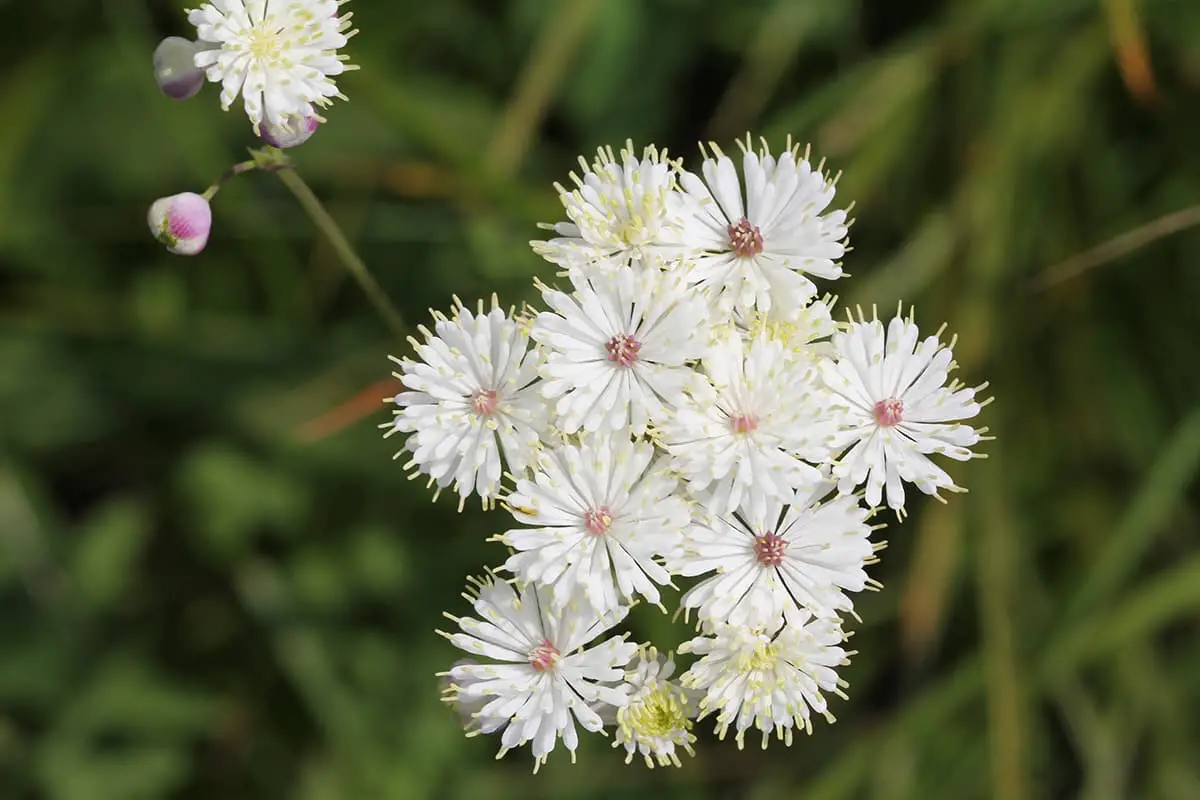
[672,482,877,628]
[658,333,840,517]
[387,297,546,508]
[439,575,636,771]
[611,647,697,768]
[500,436,689,615]
[819,306,989,512]
[532,266,710,436]
[188,0,358,132]
[679,616,851,749]
[533,142,685,272]
[676,137,849,315]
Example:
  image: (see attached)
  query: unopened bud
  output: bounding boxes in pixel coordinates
[148,192,212,256]
[153,37,206,101]
[259,114,320,149]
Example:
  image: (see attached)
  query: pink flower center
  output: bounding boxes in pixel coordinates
[605,334,642,367]
[529,639,559,673]
[471,389,499,417]
[584,506,613,536]
[727,217,764,258]
[753,532,787,567]
[872,397,904,427]
[730,413,759,434]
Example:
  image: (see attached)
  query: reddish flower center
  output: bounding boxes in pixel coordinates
[872,397,904,427]
[754,532,787,567]
[605,334,642,367]
[730,413,759,434]
[727,217,764,258]
[471,389,499,417]
[529,639,559,673]
[584,506,613,536]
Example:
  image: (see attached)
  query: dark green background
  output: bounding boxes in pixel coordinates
[2,0,1200,798]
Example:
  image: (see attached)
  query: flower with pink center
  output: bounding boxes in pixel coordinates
[388,297,548,508]
[499,436,690,615]
[658,333,839,518]
[675,136,849,316]
[819,306,990,512]
[671,482,876,628]
[147,192,213,256]
[439,575,636,770]
[532,265,710,436]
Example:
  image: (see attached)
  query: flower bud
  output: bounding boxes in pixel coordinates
[153,37,206,101]
[148,193,212,256]
[259,114,320,149]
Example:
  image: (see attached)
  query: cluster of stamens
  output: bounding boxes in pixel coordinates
[727,217,765,258]
[753,532,787,567]
[872,397,903,427]
[605,334,642,367]
[584,506,614,536]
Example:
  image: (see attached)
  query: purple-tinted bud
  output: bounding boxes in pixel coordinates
[148,192,212,256]
[259,114,321,149]
[153,37,206,101]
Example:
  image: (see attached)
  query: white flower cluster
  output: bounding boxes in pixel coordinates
[386,137,991,770]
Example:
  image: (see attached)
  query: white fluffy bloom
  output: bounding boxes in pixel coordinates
[532,267,710,435]
[658,333,839,517]
[533,142,684,271]
[611,648,697,768]
[500,437,689,615]
[673,482,877,628]
[677,138,848,315]
[440,575,636,771]
[819,307,988,512]
[388,297,546,508]
[679,617,850,749]
[188,0,357,133]
[733,293,838,364]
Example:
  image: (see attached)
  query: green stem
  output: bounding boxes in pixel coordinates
[274,167,407,337]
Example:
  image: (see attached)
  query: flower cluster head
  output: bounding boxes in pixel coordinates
[391,136,992,770]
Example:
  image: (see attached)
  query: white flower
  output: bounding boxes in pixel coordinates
[440,575,636,771]
[673,482,877,628]
[387,297,546,508]
[500,437,689,615]
[679,617,850,749]
[733,293,838,364]
[818,307,988,512]
[188,0,357,133]
[611,647,697,768]
[677,138,848,315]
[533,142,684,271]
[658,333,837,517]
[532,267,710,436]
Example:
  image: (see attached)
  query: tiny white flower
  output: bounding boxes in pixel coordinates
[532,266,710,436]
[673,482,877,628]
[819,306,988,512]
[679,617,850,749]
[533,142,684,271]
[677,138,848,315]
[500,437,689,615]
[387,297,546,508]
[658,333,839,517]
[440,575,636,771]
[611,647,697,768]
[188,0,358,133]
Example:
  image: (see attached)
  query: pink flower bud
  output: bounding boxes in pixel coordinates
[153,37,206,101]
[148,192,212,256]
[258,114,320,149]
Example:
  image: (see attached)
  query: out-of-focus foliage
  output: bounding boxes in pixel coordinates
[2,0,1199,798]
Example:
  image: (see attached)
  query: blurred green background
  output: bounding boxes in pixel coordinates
[3,0,1200,798]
